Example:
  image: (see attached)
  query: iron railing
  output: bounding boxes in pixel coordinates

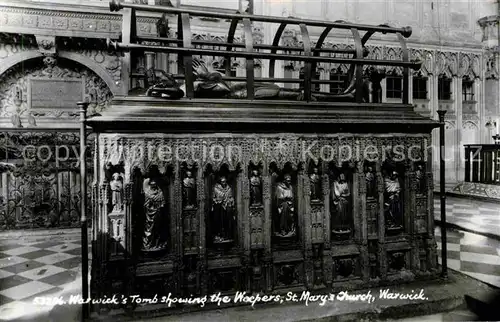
[0,128,93,230]
[107,0,421,104]
[464,144,500,185]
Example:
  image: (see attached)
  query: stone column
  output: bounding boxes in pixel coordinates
[478,14,500,142]
[455,76,463,182]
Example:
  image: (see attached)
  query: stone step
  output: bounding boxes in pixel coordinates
[90,270,497,322]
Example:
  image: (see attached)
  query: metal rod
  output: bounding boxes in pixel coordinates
[108,40,422,69]
[437,109,447,279]
[109,0,412,37]
[136,35,367,55]
[78,101,90,320]
[131,73,348,84]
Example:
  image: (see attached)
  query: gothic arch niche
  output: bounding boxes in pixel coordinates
[364,160,379,238]
[329,161,354,241]
[181,162,199,252]
[205,163,241,252]
[248,162,264,208]
[444,121,457,182]
[133,164,174,261]
[462,121,478,145]
[0,56,113,126]
[104,161,126,256]
[270,162,300,249]
[381,158,405,236]
[307,159,324,204]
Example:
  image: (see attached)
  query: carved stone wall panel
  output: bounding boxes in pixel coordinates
[0,56,113,125]
[310,204,324,243]
[250,208,264,248]
[0,7,158,37]
[366,201,378,237]
[92,132,438,303]
[273,261,304,289]
[415,198,428,234]
[332,255,361,282]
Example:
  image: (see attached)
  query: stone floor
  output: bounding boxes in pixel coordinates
[0,195,499,321]
[434,196,500,238]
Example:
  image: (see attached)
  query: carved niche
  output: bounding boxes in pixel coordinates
[329,162,354,241]
[181,163,198,251]
[270,162,300,248]
[0,56,113,125]
[205,164,240,251]
[104,162,126,256]
[382,158,405,235]
[249,163,264,248]
[131,164,172,259]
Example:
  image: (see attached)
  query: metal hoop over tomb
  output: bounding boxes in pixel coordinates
[107,0,419,105]
[82,1,439,319]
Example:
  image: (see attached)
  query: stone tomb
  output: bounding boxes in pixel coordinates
[86,1,440,316]
[87,98,439,314]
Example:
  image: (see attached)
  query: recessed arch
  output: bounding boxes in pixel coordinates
[0,50,121,95]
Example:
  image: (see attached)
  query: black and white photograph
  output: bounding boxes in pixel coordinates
[0,0,499,321]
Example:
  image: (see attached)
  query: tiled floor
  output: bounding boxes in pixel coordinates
[434,196,500,237]
[0,235,88,321]
[435,226,500,288]
[0,195,498,321]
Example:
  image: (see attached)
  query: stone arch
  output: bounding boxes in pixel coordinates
[0,51,43,76]
[0,55,114,124]
[0,50,121,96]
[58,51,121,95]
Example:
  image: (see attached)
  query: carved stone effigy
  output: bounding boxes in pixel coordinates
[86,2,440,318]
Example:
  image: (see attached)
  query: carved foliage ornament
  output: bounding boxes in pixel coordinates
[0,57,113,122]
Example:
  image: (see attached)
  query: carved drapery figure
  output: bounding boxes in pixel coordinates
[185,58,360,102]
[110,173,124,213]
[384,171,402,228]
[365,166,377,199]
[183,170,196,209]
[309,167,322,202]
[211,176,236,243]
[275,174,296,237]
[331,173,351,232]
[143,178,168,251]
[415,165,425,195]
[250,170,262,206]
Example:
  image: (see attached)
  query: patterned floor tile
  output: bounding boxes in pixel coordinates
[0,256,28,269]
[52,256,82,270]
[460,261,500,276]
[35,252,77,265]
[2,246,41,257]
[460,244,499,255]
[0,243,23,252]
[38,269,78,287]
[29,241,67,249]
[23,285,65,302]
[0,274,32,291]
[0,268,14,279]
[45,242,81,253]
[461,252,500,266]
[18,249,57,260]
[2,260,45,274]
[0,280,56,300]
[17,264,66,281]
[0,293,14,306]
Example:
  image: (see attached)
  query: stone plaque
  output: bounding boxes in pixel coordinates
[29,78,84,110]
